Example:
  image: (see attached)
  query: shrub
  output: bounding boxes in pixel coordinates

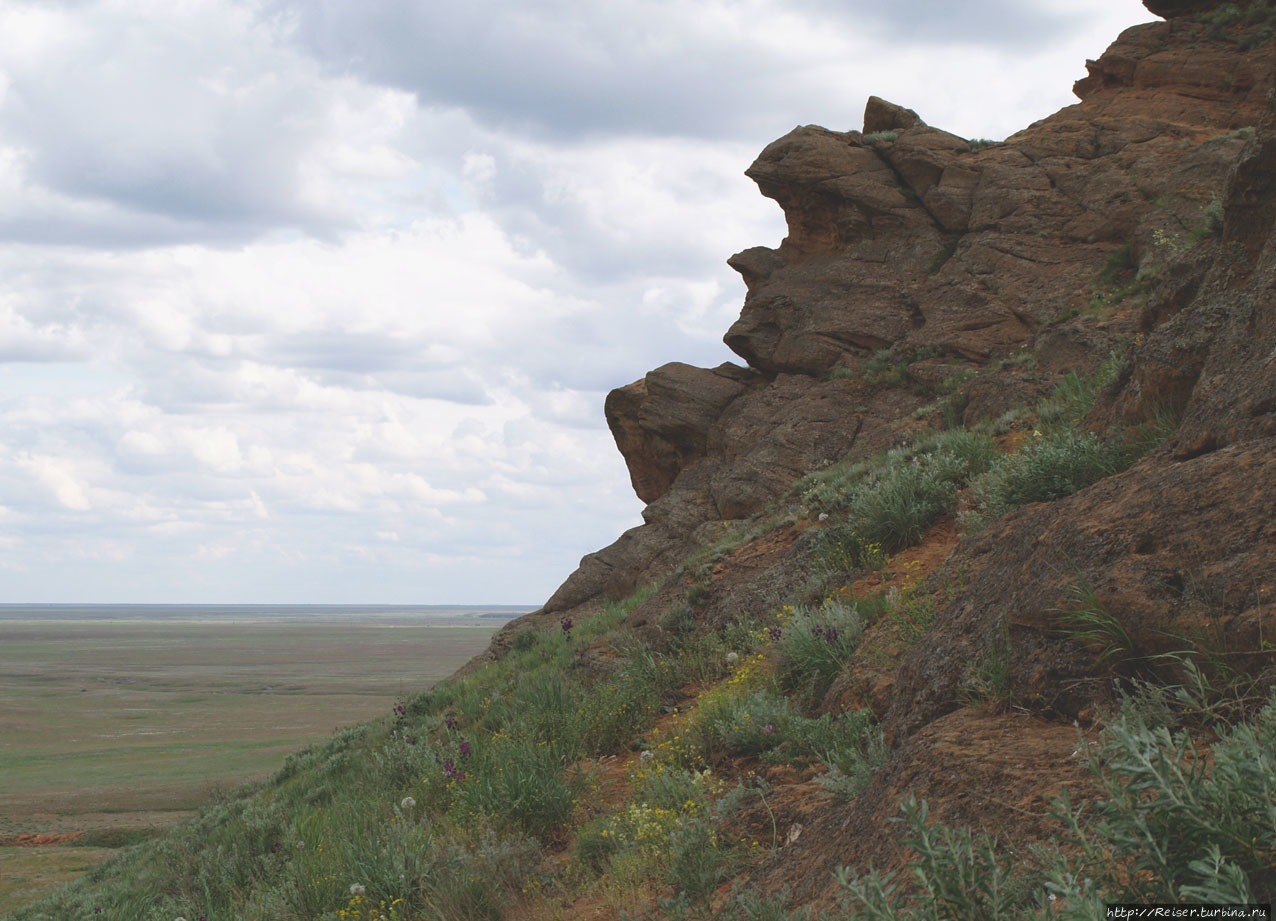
[967,429,1126,525]
[726,887,813,920]
[583,640,674,755]
[834,683,1276,918]
[835,797,1033,920]
[851,431,998,552]
[882,583,941,649]
[691,687,884,797]
[667,817,736,902]
[1052,683,1276,905]
[452,731,584,839]
[778,598,871,704]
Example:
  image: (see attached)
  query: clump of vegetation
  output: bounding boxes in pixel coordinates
[862,130,900,143]
[963,353,1180,532]
[1198,2,1276,48]
[795,428,997,554]
[835,677,1276,917]
[928,235,961,274]
[775,598,873,704]
[965,427,1128,525]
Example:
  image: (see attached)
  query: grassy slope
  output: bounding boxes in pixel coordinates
[0,620,500,916]
[13,358,1275,921]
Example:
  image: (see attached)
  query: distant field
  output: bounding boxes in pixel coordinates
[0,608,518,914]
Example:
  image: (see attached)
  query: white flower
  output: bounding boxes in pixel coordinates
[725,651,739,666]
[400,796,416,810]
[817,512,829,522]
[639,749,654,762]
[350,882,366,895]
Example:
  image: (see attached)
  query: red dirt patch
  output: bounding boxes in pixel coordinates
[0,833,83,847]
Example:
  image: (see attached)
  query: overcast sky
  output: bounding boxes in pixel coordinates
[0,0,1154,604]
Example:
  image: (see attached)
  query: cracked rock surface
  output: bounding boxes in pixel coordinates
[538,6,1275,618]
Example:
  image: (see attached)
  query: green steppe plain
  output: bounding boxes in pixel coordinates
[0,611,510,914]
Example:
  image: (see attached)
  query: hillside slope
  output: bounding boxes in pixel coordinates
[14,1,1276,919]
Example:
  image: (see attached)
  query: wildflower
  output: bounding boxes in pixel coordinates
[768,626,783,641]
[762,724,774,736]
[392,702,406,718]
[350,882,366,895]
[459,740,471,758]
[400,796,416,811]
[444,715,459,730]
[560,616,574,636]
[639,750,654,762]
[818,512,829,522]
[725,651,739,666]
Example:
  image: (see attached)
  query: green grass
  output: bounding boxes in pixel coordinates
[835,679,1276,917]
[777,598,873,705]
[0,847,116,918]
[0,616,503,916]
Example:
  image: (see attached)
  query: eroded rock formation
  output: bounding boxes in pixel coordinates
[479,0,1276,909]
[542,0,1274,619]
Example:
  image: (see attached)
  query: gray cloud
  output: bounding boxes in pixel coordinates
[268,0,1108,145]
[0,0,1154,602]
[789,0,1077,44]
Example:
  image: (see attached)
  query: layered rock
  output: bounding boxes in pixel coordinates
[540,4,1275,620]
[475,3,1276,909]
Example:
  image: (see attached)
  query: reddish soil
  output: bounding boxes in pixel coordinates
[0,834,83,847]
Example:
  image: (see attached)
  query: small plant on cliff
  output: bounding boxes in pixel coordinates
[851,432,996,552]
[834,682,1276,918]
[777,598,871,704]
[1053,571,1136,668]
[965,428,1127,529]
[862,130,899,143]
[835,796,1034,920]
[960,615,1013,708]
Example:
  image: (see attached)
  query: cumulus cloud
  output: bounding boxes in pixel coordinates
[0,0,1155,602]
[0,0,420,245]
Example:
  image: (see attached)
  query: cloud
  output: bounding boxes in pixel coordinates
[270,0,1152,144]
[0,0,1157,602]
[0,0,420,245]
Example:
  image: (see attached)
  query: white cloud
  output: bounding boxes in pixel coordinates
[17,453,93,510]
[0,0,1155,602]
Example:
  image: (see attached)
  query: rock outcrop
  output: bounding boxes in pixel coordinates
[503,3,1276,905]
[540,2,1274,620]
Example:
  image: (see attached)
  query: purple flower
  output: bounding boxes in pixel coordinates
[444,716,458,731]
[768,626,784,641]
[825,627,839,642]
[762,724,774,736]
[560,617,574,635]
[812,625,826,638]
[393,702,406,717]
[459,741,471,758]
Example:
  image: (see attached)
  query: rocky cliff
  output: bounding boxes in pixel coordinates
[507,0,1276,908]
[540,1,1273,623]
[21,3,1276,918]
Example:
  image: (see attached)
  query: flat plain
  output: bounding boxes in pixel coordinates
[0,607,515,914]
